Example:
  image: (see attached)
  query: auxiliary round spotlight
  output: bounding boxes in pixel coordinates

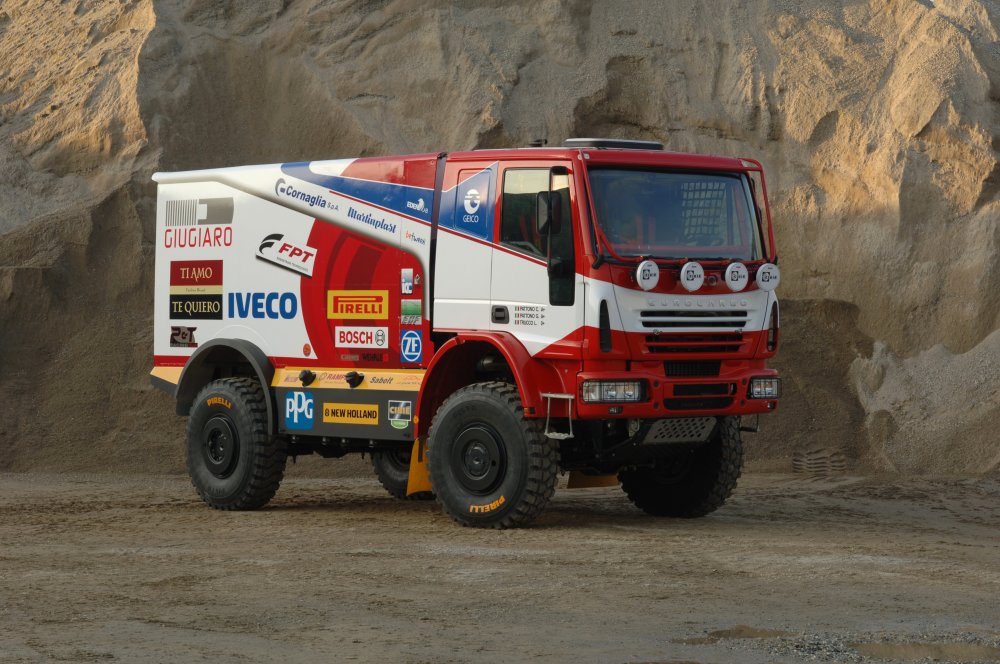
[756,263,780,291]
[680,261,705,292]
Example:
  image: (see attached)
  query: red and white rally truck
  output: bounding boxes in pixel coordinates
[151,138,781,528]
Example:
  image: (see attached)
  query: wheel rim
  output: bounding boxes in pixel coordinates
[451,424,506,495]
[201,415,239,479]
[384,449,411,471]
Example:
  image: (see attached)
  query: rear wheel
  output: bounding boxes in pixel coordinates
[371,449,434,500]
[619,416,742,517]
[186,377,287,510]
[428,382,558,528]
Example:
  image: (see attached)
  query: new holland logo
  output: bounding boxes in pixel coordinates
[323,403,379,426]
[327,290,389,320]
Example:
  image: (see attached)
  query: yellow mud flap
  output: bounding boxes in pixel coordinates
[567,472,620,489]
[406,436,433,496]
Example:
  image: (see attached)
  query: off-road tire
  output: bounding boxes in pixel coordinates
[186,377,287,510]
[428,382,559,528]
[619,416,742,518]
[371,449,434,500]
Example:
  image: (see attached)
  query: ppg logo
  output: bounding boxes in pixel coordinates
[400,330,423,363]
[285,391,314,430]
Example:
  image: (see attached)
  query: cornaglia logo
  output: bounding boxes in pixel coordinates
[274,178,328,208]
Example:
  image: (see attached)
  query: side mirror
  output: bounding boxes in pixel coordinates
[536,191,562,235]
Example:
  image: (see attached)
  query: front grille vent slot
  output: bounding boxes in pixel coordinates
[665,361,722,377]
[640,310,748,329]
[645,333,743,355]
[664,397,734,411]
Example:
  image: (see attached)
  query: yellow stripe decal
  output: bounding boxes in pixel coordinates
[150,365,184,385]
[272,368,425,391]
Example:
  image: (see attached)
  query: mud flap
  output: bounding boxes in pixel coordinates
[567,472,620,489]
[406,437,433,496]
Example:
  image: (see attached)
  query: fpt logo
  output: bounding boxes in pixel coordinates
[256,233,317,277]
[285,391,314,430]
[400,330,422,363]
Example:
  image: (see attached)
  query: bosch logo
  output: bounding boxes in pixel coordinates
[285,391,314,430]
[335,326,388,349]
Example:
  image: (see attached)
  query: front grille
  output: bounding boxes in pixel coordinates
[664,397,734,410]
[674,383,735,397]
[665,361,721,377]
[645,333,743,355]
[640,310,748,329]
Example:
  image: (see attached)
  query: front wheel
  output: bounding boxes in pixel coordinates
[619,416,743,517]
[428,382,559,528]
[186,377,287,510]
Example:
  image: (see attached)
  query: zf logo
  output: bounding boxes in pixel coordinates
[285,391,314,430]
[400,330,422,363]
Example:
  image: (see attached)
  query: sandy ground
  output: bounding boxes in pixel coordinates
[1,472,998,663]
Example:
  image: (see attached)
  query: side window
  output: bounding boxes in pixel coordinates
[501,169,549,257]
[500,167,575,307]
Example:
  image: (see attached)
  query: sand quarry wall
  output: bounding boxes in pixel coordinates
[1,0,998,475]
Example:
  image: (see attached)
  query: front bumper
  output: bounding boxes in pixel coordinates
[573,366,779,419]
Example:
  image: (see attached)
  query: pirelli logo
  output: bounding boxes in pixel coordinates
[323,403,379,425]
[327,290,389,320]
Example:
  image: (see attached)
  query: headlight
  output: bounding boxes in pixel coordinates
[748,377,781,399]
[581,380,646,403]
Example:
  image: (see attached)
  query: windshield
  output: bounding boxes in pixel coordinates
[588,168,764,261]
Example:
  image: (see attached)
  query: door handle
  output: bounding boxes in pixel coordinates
[492,305,509,324]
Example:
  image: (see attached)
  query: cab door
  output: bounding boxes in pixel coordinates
[432,160,498,332]
[490,162,583,359]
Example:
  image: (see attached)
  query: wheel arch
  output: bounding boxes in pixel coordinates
[415,332,561,438]
[176,339,276,433]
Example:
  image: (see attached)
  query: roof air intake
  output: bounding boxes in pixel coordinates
[563,138,664,151]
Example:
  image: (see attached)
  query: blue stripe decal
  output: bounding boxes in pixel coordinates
[280,162,434,222]
[437,164,497,242]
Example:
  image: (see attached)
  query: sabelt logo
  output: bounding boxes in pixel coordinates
[323,403,378,425]
[327,290,389,320]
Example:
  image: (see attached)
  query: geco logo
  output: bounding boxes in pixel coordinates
[462,188,481,223]
[285,391,314,430]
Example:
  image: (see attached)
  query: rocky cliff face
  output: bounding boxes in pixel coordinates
[2,0,998,474]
